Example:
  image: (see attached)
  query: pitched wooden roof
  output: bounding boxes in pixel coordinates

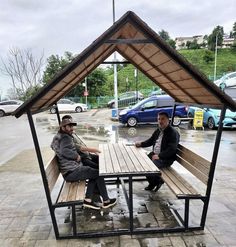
[14,11,236,118]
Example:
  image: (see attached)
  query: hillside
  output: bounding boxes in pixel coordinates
[179,48,236,80]
[103,48,236,96]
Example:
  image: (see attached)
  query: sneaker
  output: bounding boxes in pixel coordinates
[102,198,117,209]
[83,200,101,210]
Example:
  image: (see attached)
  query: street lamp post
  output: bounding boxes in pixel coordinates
[112,0,118,117]
[134,68,138,101]
[213,33,218,82]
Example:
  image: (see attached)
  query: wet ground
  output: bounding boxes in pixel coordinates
[1,109,236,246]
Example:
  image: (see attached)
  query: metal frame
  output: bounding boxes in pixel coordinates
[26,103,227,238]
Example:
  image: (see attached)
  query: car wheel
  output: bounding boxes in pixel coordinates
[127,117,137,127]
[0,110,5,117]
[173,116,181,126]
[207,117,215,129]
[75,106,82,113]
[219,83,226,90]
[50,108,56,114]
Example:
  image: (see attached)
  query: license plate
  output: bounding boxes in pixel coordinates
[232,125,236,128]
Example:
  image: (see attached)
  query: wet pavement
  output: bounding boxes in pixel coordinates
[0,109,236,246]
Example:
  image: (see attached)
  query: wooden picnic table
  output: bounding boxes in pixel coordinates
[99,143,160,234]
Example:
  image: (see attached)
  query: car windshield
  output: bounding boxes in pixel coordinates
[130,98,147,109]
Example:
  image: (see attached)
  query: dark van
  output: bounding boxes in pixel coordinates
[118,95,188,127]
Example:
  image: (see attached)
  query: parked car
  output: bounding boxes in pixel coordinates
[188,107,236,129]
[119,95,188,127]
[107,91,144,108]
[0,100,23,117]
[148,89,166,97]
[214,72,236,90]
[50,99,88,114]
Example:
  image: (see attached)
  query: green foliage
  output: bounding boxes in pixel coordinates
[232,22,236,39]
[18,85,42,101]
[202,50,214,63]
[42,51,74,84]
[158,29,170,41]
[179,48,236,79]
[231,41,236,52]
[208,26,224,51]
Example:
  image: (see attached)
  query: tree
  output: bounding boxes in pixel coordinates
[189,39,200,49]
[232,22,236,39]
[158,29,170,41]
[0,47,44,100]
[207,26,224,51]
[167,39,176,49]
[42,51,74,84]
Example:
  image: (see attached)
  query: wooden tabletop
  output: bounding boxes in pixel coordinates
[99,143,160,176]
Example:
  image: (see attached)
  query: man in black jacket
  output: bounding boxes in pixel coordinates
[135,111,180,191]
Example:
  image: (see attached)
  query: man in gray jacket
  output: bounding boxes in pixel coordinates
[51,118,116,210]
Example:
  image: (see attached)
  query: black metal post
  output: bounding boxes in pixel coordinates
[200,105,226,228]
[170,104,177,126]
[27,110,59,238]
[128,176,133,233]
[55,104,61,125]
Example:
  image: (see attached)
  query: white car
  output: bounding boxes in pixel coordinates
[50,99,88,114]
[214,71,236,90]
[0,100,23,117]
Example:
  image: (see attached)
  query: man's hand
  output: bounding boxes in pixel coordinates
[152,154,159,161]
[135,142,142,148]
[77,155,81,162]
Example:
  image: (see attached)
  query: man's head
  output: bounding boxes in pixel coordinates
[157,112,170,130]
[60,118,77,135]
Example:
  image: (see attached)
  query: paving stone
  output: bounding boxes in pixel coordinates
[35,239,68,247]
[141,237,172,247]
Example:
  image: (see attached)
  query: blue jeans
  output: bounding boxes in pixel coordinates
[64,165,109,201]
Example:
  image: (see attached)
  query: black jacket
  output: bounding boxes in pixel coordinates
[141,125,180,165]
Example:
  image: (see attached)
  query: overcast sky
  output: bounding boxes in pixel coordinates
[0,0,235,97]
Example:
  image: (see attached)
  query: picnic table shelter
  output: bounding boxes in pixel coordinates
[14,11,236,238]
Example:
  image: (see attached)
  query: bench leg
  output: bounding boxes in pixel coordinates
[72,205,77,236]
[128,176,133,234]
[184,198,190,229]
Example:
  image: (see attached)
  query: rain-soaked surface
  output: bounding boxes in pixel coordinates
[1,109,236,167]
[1,109,236,245]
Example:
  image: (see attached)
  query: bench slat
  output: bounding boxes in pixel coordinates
[161,167,201,196]
[57,181,86,203]
[45,156,60,192]
[176,156,209,185]
[178,144,211,173]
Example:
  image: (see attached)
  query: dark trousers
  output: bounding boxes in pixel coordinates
[64,164,109,201]
[81,153,99,169]
[146,152,167,186]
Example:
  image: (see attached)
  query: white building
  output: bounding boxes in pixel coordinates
[175,35,204,50]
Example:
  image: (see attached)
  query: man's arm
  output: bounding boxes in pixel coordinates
[135,129,158,148]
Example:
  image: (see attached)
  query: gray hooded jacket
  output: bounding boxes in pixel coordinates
[51,132,82,175]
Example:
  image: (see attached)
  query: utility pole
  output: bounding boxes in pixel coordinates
[213,33,218,82]
[112,0,118,117]
[134,68,138,101]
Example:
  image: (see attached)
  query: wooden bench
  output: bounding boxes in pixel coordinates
[159,143,212,229]
[45,155,86,238]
